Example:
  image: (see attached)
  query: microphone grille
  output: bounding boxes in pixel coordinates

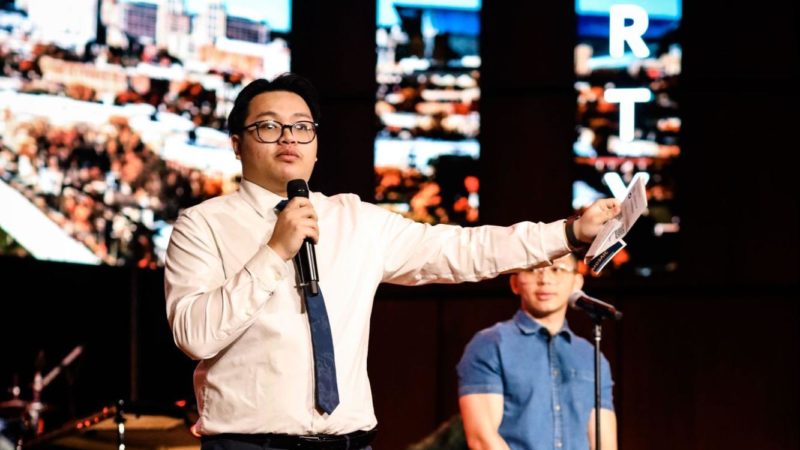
[287,179,309,199]
[568,290,584,309]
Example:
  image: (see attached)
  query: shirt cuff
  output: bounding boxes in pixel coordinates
[541,219,573,262]
[458,383,504,397]
[244,245,291,292]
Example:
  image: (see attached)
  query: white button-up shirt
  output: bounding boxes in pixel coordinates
[164,180,571,435]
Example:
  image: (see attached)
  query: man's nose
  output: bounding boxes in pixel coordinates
[536,273,555,284]
[279,125,296,143]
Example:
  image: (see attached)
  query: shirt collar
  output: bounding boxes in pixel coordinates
[513,309,574,343]
[239,178,287,218]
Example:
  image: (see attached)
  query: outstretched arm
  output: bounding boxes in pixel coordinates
[375,197,621,285]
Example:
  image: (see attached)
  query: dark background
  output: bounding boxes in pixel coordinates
[1,1,798,449]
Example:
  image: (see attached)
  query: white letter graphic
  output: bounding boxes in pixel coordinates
[610,4,650,58]
[604,88,652,142]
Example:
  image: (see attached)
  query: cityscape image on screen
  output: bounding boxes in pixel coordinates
[374,0,481,225]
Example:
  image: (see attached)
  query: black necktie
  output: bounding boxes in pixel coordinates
[275,200,340,414]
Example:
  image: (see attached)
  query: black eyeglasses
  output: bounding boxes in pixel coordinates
[243,120,318,144]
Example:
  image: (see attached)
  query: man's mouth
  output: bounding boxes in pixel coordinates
[276,150,300,161]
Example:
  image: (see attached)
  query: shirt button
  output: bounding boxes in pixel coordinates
[555,404,561,411]
[556,440,563,448]
[552,369,559,377]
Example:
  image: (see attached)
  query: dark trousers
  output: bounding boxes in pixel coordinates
[201,440,372,450]
[200,429,376,450]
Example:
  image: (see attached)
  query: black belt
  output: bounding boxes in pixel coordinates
[201,427,377,450]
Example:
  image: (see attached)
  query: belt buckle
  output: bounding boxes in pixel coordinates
[298,434,329,449]
[303,434,348,450]
[300,435,322,439]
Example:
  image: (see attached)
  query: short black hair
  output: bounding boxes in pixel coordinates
[227,73,320,137]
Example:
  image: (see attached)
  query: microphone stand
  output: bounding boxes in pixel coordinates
[14,346,83,449]
[26,351,46,441]
[587,309,620,450]
[570,291,622,450]
[592,319,602,450]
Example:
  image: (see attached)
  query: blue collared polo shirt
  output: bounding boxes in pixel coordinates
[457,309,614,450]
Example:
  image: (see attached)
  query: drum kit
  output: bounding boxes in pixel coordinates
[0,348,199,450]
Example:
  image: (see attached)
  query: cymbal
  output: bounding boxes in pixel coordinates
[25,402,199,449]
[0,399,53,416]
[0,398,27,409]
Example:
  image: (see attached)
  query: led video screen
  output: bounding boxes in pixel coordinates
[0,0,291,267]
[375,0,481,225]
[573,0,681,276]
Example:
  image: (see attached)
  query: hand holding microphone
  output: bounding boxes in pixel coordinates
[267,179,320,295]
[268,182,319,261]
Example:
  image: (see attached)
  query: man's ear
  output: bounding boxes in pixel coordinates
[231,134,241,159]
[509,274,520,295]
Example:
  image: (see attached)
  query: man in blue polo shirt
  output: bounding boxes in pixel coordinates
[457,253,617,450]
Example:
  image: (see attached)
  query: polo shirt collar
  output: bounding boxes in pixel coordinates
[513,309,574,343]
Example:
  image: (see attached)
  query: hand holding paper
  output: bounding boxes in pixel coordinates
[585,176,648,272]
[573,198,623,243]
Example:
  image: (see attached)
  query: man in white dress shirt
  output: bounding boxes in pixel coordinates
[164,73,620,450]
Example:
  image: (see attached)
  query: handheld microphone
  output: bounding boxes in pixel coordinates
[287,179,319,296]
[568,290,623,321]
